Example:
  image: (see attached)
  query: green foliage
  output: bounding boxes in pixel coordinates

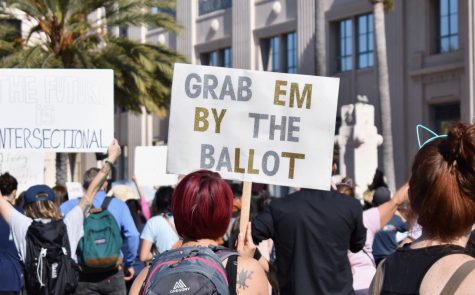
[0,0,185,115]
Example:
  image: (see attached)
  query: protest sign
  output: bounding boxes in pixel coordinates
[0,151,44,192]
[135,146,179,186]
[0,69,114,152]
[66,182,84,200]
[167,63,340,191]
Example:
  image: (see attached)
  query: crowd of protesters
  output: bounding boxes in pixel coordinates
[1,122,475,295]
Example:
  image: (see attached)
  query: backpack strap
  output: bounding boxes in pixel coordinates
[225,254,238,295]
[101,196,114,211]
[209,245,239,294]
[370,258,386,295]
[439,260,475,295]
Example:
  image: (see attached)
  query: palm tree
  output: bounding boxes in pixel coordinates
[0,0,184,185]
[371,0,395,192]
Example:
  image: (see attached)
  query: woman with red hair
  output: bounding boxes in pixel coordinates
[371,123,475,294]
[130,170,268,295]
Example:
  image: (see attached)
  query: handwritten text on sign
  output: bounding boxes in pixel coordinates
[167,64,339,190]
[0,151,44,193]
[0,69,114,152]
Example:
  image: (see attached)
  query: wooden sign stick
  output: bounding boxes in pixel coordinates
[239,181,253,236]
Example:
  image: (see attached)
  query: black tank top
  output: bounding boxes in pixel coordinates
[381,243,467,295]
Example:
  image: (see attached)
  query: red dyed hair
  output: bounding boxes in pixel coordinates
[410,123,475,241]
[172,170,233,240]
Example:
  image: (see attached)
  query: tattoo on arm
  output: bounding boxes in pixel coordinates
[237,269,254,290]
[78,199,91,214]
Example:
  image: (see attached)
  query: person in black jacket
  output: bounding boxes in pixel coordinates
[252,188,366,295]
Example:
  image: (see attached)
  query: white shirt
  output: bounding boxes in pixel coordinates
[9,206,84,261]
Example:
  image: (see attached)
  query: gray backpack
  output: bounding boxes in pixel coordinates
[141,246,238,295]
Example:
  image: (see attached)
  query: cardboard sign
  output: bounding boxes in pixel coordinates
[0,69,114,152]
[0,151,44,193]
[167,64,340,190]
[66,182,84,200]
[135,146,179,186]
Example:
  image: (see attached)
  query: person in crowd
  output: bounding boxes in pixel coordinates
[107,184,146,231]
[363,169,390,210]
[61,163,139,294]
[107,183,149,291]
[130,170,269,295]
[372,204,409,266]
[466,227,475,257]
[371,123,475,294]
[131,176,151,220]
[337,177,408,294]
[252,174,367,294]
[0,172,22,295]
[53,184,69,206]
[0,140,121,295]
[139,186,178,263]
[223,182,243,248]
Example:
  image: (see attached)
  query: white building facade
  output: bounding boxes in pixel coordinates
[137,0,475,188]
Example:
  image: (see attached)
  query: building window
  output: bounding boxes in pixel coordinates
[201,48,232,67]
[262,32,297,73]
[357,14,374,69]
[431,102,460,134]
[149,7,176,30]
[437,0,458,53]
[271,36,280,72]
[119,26,128,37]
[286,32,297,73]
[337,19,352,72]
[199,0,232,16]
[223,48,232,68]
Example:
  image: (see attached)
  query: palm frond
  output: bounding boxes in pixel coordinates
[0,0,185,114]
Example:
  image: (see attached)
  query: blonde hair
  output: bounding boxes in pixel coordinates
[24,200,62,221]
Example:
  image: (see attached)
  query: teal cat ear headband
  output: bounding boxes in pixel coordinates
[416,124,448,149]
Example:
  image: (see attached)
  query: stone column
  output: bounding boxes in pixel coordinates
[232,0,255,69]
[297,0,316,75]
[336,101,383,197]
[176,0,197,63]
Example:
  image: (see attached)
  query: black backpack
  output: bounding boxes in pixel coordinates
[141,246,238,295]
[24,220,79,295]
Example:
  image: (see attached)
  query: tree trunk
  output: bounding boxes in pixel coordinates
[373,0,396,192]
[315,0,327,76]
[55,153,68,186]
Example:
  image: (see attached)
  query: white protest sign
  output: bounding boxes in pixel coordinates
[66,182,84,200]
[0,151,44,192]
[167,64,340,190]
[0,69,114,152]
[135,146,179,186]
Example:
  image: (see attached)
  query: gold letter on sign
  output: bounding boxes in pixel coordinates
[211,108,227,133]
[281,152,305,179]
[290,83,312,109]
[247,149,259,175]
[273,80,287,106]
[234,148,245,173]
[194,107,209,132]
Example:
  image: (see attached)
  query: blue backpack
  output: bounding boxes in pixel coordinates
[141,246,238,295]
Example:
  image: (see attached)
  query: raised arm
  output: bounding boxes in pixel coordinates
[377,183,409,228]
[77,139,121,212]
[132,175,151,220]
[0,193,14,224]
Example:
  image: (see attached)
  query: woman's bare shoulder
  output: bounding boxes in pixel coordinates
[420,254,475,295]
[235,256,269,295]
